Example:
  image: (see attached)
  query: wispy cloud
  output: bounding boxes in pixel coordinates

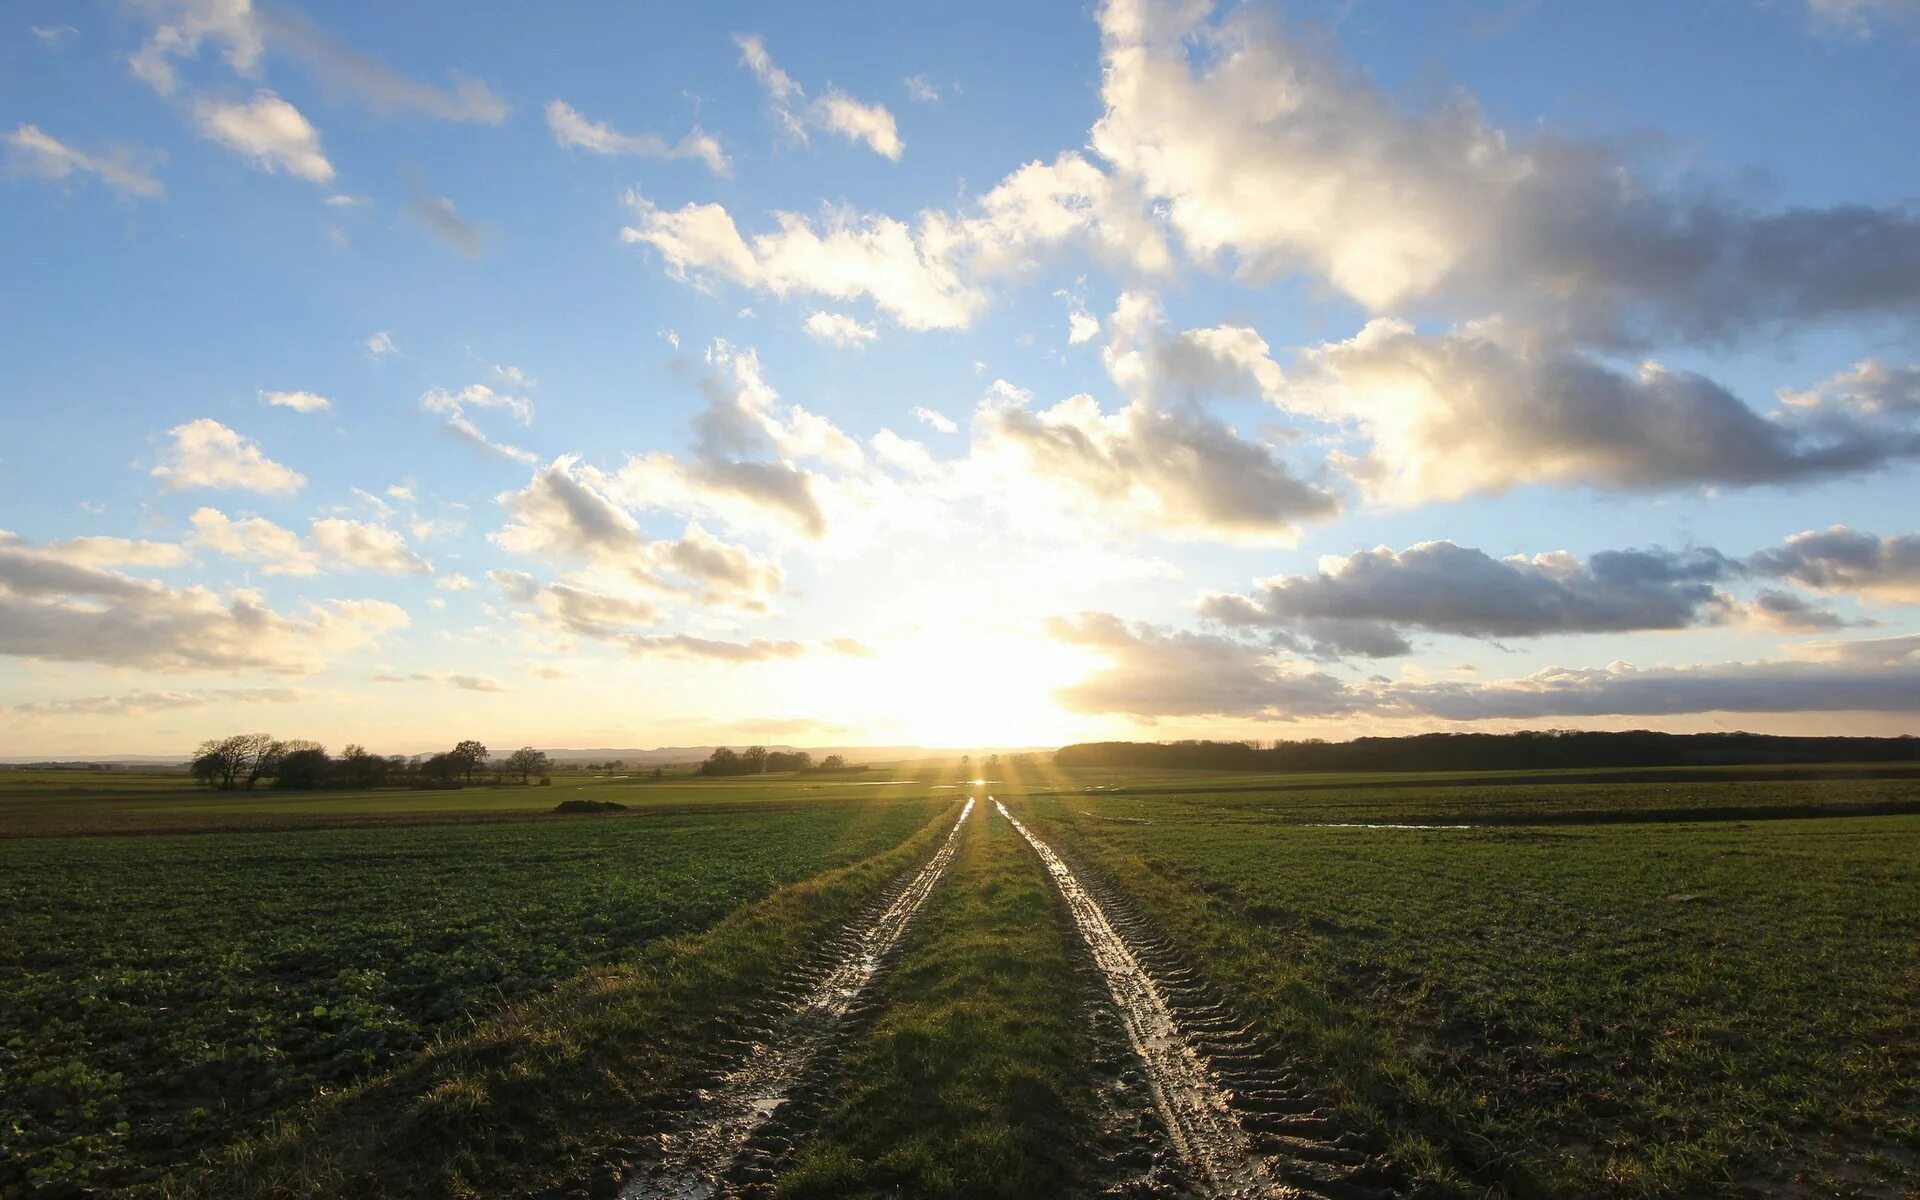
[545,99,728,175]
[3,124,164,198]
[734,33,904,160]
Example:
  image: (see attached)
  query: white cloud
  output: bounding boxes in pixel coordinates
[309,518,430,574]
[735,33,903,160]
[955,293,1335,544]
[1780,359,1920,416]
[364,330,398,359]
[423,384,536,462]
[192,90,334,183]
[1102,292,1287,406]
[870,429,936,475]
[975,385,1336,544]
[422,383,532,425]
[443,413,536,462]
[494,454,785,609]
[622,152,1166,331]
[3,124,165,199]
[1088,0,1920,347]
[803,311,878,348]
[152,419,305,495]
[0,534,406,674]
[735,33,803,116]
[0,530,186,572]
[1067,310,1100,345]
[622,195,979,331]
[189,508,428,575]
[912,406,958,434]
[493,566,810,663]
[904,74,940,103]
[260,389,331,413]
[813,89,904,161]
[545,99,729,175]
[437,572,474,591]
[188,508,318,575]
[610,339,859,539]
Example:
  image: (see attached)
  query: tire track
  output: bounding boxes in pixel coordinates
[615,797,975,1200]
[995,800,1395,1200]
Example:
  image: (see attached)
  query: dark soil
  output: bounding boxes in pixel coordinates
[552,799,630,814]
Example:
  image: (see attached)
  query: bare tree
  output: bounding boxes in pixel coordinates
[191,733,281,790]
[241,735,287,790]
[505,746,551,784]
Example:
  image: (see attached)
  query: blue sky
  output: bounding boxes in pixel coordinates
[3,0,1918,756]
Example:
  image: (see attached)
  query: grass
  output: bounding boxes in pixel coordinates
[166,798,966,1200]
[776,804,1107,1200]
[0,793,940,1197]
[1002,759,1920,1197]
[0,766,969,838]
[1025,765,1920,828]
[9,758,1916,1198]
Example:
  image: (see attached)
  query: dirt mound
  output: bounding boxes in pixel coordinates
[551,798,630,814]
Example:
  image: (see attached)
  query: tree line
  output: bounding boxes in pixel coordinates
[1054,730,1920,773]
[696,747,856,775]
[189,734,554,791]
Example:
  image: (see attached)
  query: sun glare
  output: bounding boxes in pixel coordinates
[812,622,1098,748]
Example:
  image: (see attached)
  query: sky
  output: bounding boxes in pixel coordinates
[3,0,1919,757]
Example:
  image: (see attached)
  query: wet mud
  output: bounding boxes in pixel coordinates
[608,797,976,1200]
[996,800,1399,1200]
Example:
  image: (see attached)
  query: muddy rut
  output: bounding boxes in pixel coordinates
[995,800,1396,1200]
[615,797,975,1200]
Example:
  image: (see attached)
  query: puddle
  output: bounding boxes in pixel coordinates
[1304,822,1470,830]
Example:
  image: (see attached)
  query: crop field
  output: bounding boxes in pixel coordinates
[999,757,1920,1197]
[3,760,1916,1198]
[0,774,945,1196]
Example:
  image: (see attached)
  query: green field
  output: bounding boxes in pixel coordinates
[0,770,945,1196]
[1000,757,1920,1196]
[2,760,1916,1198]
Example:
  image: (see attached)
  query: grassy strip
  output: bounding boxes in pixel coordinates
[775,804,1108,1200]
[1015,780,1920,1197]
[159,799,962,1200]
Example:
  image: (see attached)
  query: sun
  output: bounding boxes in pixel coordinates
[805,620,1099,748]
